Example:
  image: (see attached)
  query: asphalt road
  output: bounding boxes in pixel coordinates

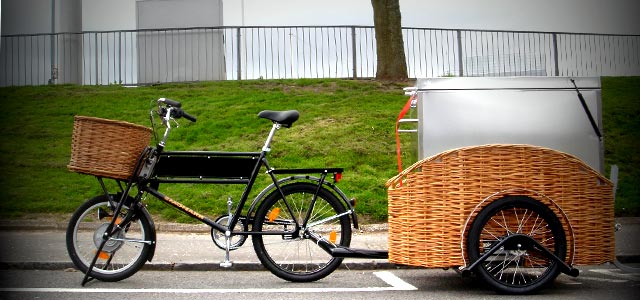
[1,266,638,300]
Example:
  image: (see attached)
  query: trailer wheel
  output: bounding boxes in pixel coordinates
[467,195,566,294]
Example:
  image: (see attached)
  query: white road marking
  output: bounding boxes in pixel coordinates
[0,271,417,294]
[589,269,640,281]
[578,277,628,283]
[374,271,418,290]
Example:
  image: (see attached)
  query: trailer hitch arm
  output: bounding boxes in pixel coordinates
[306,231,389,259]
[461,233,579,277]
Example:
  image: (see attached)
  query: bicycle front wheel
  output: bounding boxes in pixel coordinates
[66,194,153,282]
[252,182,352,282]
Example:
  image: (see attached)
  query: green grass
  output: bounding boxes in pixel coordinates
[602,77,640,216]
[0,79,406,222]
[0,77,637,223]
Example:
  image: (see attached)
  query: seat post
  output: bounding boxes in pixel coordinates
[262,123,280,152]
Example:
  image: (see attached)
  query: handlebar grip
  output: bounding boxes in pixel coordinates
[159,98,182,108]
[181,111,197,122]
[169,108,197,122]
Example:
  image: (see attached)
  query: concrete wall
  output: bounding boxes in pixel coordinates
[136,0,225,83]
[1,0,82,85]
[82,0,136,31]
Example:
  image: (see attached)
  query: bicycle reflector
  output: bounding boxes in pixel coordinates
[95,250,111,260]
[329,231,337,244]
[268,207,280,222]
[333,172,342,183]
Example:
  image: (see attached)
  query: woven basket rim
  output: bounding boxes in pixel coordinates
[74,115,152,133]
[386,143,612,188]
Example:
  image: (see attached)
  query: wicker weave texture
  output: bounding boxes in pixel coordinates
[68,116,152,180]
[386,144,614,268]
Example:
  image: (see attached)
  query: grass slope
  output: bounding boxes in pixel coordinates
[0,77,637,222]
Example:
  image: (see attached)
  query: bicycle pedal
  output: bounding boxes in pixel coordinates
[220,261,233,268]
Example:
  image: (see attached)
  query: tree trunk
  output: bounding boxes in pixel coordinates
[371,0,408,81]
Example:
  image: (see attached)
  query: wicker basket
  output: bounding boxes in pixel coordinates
[68,116,152,180]
[386,144,614,268]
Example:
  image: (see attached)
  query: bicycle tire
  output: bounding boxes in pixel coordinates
[66,194,153,282]
[252,182,352,282]
[467,195,567,294]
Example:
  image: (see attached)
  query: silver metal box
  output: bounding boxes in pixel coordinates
[415,77,603,172]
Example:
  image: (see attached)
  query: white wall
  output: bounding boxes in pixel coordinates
[400,0,640,34]
[136,0,225,83]
[82,0,136,31]
[137,0,222,29]
[1,0,82,85]
[2,0,53,35]
[223,0,640,35]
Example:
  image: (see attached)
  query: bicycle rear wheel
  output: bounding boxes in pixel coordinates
[66,194,153,282]
[252,182,352,282]
[467,196,567,294]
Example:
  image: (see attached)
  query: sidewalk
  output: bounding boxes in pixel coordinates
[0,221,391,271]
[0,218,638,271]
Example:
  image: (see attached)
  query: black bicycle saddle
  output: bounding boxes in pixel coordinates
[258,110,300,128]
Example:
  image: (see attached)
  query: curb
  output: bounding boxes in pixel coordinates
[0,261,400,272]
[2,259,639,272]
[1,219,638,272]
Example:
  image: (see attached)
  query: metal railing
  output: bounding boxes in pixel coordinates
[1,26,639,86]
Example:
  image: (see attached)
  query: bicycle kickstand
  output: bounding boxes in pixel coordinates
[220,196,233,268]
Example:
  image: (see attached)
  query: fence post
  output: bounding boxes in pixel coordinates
[94,33,98,85]
[118,31,122,84]
[552,33,560,76]
[49,0,55,84]
[351,26,357,79]
[236,28,242,80]
[456,30,464,77]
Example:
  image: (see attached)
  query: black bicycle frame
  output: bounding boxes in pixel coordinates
[136,148,349,237]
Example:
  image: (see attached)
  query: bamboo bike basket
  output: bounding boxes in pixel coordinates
[385,144,614,268]
[68,116,152,180]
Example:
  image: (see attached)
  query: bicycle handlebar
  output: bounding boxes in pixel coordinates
[158,98,182,108]
[173,108,197,122]
[157,98,196,123]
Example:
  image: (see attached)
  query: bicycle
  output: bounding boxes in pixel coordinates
[66,97,580,295]
[66,98,365,285]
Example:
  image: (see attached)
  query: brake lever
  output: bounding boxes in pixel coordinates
[171,118,180,128]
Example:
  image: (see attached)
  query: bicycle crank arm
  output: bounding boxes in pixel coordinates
[306,231,389,259]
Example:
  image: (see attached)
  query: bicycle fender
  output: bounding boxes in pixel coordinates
[136,202,157,262]
[248,175,359,229]
[110,193,158,262]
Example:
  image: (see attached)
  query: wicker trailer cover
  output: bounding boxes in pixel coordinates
[386,144,614,268]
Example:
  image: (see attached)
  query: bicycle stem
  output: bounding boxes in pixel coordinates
[157,107,176,150]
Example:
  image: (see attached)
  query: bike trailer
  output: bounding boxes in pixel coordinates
[386,144,614,268]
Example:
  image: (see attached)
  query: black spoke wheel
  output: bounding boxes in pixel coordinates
[252,182,351,282]
[467,196,566,294]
